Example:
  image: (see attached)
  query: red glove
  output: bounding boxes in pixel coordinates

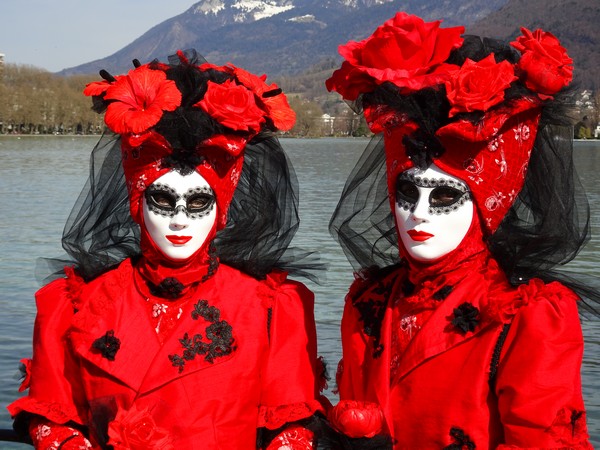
[329,400,384,439]
[266,425,314,450]
[29,416,92,450]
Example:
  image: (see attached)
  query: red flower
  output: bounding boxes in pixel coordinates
[83,78,118,97]
[229,65,296,131]
[511,27,573,97]
[329,400,385,438]
[445,55,517,117]
[108,405,174,450]
[326,12,464,100]
[196,79,265,132]
[103,65,182,135]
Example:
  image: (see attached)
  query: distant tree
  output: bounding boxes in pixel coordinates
[288,96,324,137]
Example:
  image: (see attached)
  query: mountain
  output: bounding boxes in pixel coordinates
[467,0,600,90]
[59,0,597,90]
[59,0,508,78]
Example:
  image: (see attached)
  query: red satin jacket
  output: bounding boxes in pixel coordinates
[9,259,322,449]
[337,253,592,449]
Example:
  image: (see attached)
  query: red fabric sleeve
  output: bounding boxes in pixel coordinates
[495,281,592,449]
[257,274,323,429]
[8,276,88,425]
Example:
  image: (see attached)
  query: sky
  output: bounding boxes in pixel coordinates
[1,0,197,72]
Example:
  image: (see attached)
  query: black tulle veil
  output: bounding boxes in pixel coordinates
[37,131,319,284]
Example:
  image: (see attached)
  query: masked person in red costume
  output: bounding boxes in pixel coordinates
[8,50,326,449]
[324,12,597,449]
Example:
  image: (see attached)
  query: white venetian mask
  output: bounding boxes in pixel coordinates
[142,170,217,261]
[394,163,474,262]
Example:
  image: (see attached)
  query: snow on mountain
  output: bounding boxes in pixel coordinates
[191,0,295,22]
[232,1,295,22]
[191,0,227,15]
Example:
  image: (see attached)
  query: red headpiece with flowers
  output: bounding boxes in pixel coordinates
[326,12,573,234]
[84,51,296,230]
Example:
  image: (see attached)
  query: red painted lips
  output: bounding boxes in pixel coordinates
[407,230,434,241]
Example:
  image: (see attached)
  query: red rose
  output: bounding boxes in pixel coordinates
[228,65,296,131]
[325,61,378,101]
[445,55,517,117]
[329,400,385,438]
[511,27,573,96]
[196,79,266,132]
[104,65,181,135]
[326,12,464,99]
[108,405,174,450]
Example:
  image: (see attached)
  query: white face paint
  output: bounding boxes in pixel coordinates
[142,170,217,261]
[394,163,474,262]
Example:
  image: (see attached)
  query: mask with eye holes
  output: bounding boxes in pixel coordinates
[394,163,474,262]
[142,170,217,261]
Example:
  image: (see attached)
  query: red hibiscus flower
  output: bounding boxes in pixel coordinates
[511,27,573,97]
[103,65,182,135]
[108,405,174,450]
[326,12,464,100]
[83,78,118,97]
[445,54,517,117]
[196,79,265,132]
[329,400,385,438]
[230,65,296,131]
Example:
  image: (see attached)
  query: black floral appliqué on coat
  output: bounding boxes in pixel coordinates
[433,285,453,301]
[352,277,394,358]
[152,277,185,299]
[451,302,480,334]
[443,427,476,450]
[169,299,235,373]
[92,330,121,361]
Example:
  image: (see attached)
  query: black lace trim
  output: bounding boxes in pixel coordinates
[489,322,512,387]
[92,330,121,361]
[443,427,476,450]
[151,277,185,299]
[571,410,584,437]
[451,302,480,334]
[352,276,394,358]
[168,299,236,373]
[433,285,453,301]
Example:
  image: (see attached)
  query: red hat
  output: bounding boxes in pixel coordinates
[84,51,296,230]
[326,12,573,235]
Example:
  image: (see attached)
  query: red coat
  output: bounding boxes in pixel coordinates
[337,254,592,449]
[9,259,322,449]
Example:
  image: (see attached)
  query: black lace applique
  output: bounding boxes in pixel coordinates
[433,285,453,301]
[571,410,584,436]
[443,427,476,450]
[352,277,393,358]
[152,277,185,299]
[202,241,219,283]
[451,302,480,334]
[92,330,121,361]
[168,299,235,373]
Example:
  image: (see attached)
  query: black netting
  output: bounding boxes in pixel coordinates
[37,132,320,284]
[329,128,600,316]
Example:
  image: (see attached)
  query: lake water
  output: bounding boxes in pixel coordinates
[0,135,598,445]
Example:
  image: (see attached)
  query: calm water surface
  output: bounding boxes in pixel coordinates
[0,136,598,445]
